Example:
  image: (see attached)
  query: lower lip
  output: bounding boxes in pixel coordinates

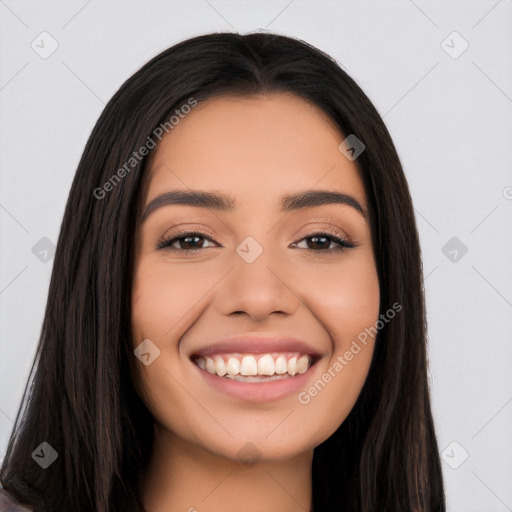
[193,360,317,402]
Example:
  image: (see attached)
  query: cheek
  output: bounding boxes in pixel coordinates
[294,251,380,441]
[303,247,380,338]
[130,259,201,404]
[131,259,209,342]
[130,260,208,425]
[325,255,379,330]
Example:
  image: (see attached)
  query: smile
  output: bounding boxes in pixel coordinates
[191,352,319,401]
[193,352,313,381]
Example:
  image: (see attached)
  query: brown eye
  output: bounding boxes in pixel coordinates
[158,232,218,252]
[293,232,355,254]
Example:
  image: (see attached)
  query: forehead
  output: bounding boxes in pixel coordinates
[145,93,366,208]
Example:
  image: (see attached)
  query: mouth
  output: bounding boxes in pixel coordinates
[191,352,317,381]
[190,352,320,402]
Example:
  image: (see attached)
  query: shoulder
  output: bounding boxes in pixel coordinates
[0,486,34,512]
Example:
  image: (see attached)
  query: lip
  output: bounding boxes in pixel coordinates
[192,357,319,402]
[189,334,321,359]
[188,334,322,402]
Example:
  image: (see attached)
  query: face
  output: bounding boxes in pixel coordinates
[131,93,380,463]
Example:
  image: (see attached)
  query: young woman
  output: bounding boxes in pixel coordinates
[0,32,445,512]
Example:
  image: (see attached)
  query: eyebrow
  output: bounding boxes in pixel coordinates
[141,189,366,222]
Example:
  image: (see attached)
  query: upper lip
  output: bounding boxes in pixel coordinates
[189,334,321,359]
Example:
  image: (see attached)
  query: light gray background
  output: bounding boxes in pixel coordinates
[1,1,511,510]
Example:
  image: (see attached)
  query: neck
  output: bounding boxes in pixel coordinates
[141,425,313,512]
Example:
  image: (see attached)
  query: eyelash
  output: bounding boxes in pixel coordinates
[157,230,355,255]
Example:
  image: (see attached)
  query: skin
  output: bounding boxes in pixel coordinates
[131,93,380,512]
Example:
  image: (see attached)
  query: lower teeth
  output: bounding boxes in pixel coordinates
[222,373,294,382]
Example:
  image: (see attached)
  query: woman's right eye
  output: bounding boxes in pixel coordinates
[157,232,218,253]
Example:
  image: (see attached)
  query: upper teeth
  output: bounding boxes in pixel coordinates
[195,353,312,377]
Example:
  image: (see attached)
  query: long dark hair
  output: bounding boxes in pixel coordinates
[0,32,445,511]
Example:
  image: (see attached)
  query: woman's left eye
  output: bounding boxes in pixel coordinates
[293,233,355,254]
[157,231,355,254]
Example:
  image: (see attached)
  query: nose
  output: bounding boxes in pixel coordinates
[215,245,302,322]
